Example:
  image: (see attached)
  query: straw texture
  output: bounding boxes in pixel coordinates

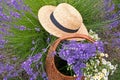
[38,3,88,39]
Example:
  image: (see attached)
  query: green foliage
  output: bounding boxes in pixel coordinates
[24,0,106,29]
[6,0,107,59]
[109,62,120,80]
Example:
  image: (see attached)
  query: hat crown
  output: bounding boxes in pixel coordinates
[53,3,83,30]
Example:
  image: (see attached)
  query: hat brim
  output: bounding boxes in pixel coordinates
[38,5,88,40]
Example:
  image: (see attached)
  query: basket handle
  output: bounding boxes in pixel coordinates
[46,34,95,80]
[49,34,95,54]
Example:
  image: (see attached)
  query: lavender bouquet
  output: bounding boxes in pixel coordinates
[56,30,117,80]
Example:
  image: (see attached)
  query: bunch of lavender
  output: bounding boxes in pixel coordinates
[57,39,104,79]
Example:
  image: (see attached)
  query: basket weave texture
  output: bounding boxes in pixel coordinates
[46,34,95,80]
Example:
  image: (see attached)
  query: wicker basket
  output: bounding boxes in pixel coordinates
[46,34,95,80]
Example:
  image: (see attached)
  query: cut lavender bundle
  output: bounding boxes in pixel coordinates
[58,40,104,77]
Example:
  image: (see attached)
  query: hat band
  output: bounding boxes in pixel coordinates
[50,12,79,33]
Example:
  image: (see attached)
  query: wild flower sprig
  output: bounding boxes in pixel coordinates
[83,52,118,80]
[58,40,104,78]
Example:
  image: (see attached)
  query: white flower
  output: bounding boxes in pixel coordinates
[96,60,100,65]
[102,69,107,75]
[94,34,99,40]
[88,29,100,40]
[111,64,118,75]
[98,72,105,79]
[100,53,105,57]
[110,65,114,69]
[91,75,101,80]
[106,61,112,67]
[101,58,107,65]
[104,54,108,57]
[94,69,98,72]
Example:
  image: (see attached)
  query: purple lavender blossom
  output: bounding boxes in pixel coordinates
[42,72,48,80]
[0,39,7,48]
[76,76,82,80]
[21,53,43,80]
[42,48,47,53]
[94,41,104,52]
[0,13,10,21]
[31,47,35,51]
[73,62,86,76]
[8,0,21,10]
[19,26,26,31]
[31,53,42,62]
[58,41,104,77]
[0,27,8,34]
[113,32,120,37]
[108,20,120,29]
[106,3,115,13]
[0,54,4,59]
[21,58,33,75]
[0,62,20,79]
[112,38,120,48]
[118,10,120,15]
[110,13,119,19]
[118,4,120,8]
[59,41,98,62]
[0,6,3,12]
[0,62,5,74]
[12,57,17,61]
[47,37,50,44]
[3,77,7,80]
[10,11,21,18]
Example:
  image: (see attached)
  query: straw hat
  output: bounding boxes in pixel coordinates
[38,3,88,40]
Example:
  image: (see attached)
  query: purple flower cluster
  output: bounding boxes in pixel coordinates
[102,0,120,60]
[0,55,21,80]
[3,0,29,11]
[42,72,48,80]
[58,41,104,78]
[21,53,43,80]
[0,39,7,48]
[104,0,120,29]
[0,52,48,80]
[10,11,21,18]
[0,0,30,48]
